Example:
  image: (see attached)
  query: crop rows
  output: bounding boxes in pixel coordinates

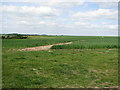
[51,37,118,49]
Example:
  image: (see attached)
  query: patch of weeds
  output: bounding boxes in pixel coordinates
[50,52,62,56]
[35,56,39,57]
[50,59,57,62]
[15,57,26,60]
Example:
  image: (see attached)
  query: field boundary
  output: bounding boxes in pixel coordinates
[17,42,72,51]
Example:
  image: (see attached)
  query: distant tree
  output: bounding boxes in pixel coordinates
[7,35,10,39]
[1,36,5,39]
[2,34,28,39]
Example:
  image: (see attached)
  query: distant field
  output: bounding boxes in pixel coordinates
[3,36,96,49]
[2,36,118,88]
[2,36,118,49]
[51,37,118,49]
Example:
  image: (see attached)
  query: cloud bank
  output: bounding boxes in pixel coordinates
[1,1,118,36]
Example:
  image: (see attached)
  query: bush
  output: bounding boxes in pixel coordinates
[2,34,28,39]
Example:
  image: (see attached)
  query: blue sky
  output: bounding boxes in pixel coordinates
[0,1,118,36]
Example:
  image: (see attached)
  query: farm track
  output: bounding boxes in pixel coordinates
[18,42,72,51]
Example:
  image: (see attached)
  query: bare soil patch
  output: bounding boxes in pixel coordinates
[18,42,72,51]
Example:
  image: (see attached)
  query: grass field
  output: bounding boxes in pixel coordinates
[2,36,98,49]
[2,36,118,88]
[51,37,118,49]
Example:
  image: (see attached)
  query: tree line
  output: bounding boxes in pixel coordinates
[1,34,28,39]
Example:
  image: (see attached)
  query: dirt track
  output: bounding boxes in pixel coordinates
[18,42,72,51]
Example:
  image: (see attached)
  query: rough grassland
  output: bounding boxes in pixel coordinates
[2,36,118,88]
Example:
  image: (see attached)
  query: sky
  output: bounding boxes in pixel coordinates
[0,0,118,36]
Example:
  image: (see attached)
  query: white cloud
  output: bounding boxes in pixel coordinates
[37,21,46,25]
[1,0,84,8]
[101,22,118,29]
[71,9,118,21]
[73,21,118,30]
[89,0,119,2]
[1,5,60,17]
[1,2,118,36]
[17,20,31,25]
[97,2,118,9]
[37,21,56,26]
[43,0,84,7]
[74,22,90,26]
[104,25,118,30]
[2,0,119,2]
[2,0,84,3]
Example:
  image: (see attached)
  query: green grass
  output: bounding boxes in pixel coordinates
[51,37,118,49]
[2,36,118,88]
[2,36,101,49]
[3,49,118,88]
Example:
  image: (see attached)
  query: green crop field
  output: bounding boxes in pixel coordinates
[2,36,118,88]
[51,37,118,49]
